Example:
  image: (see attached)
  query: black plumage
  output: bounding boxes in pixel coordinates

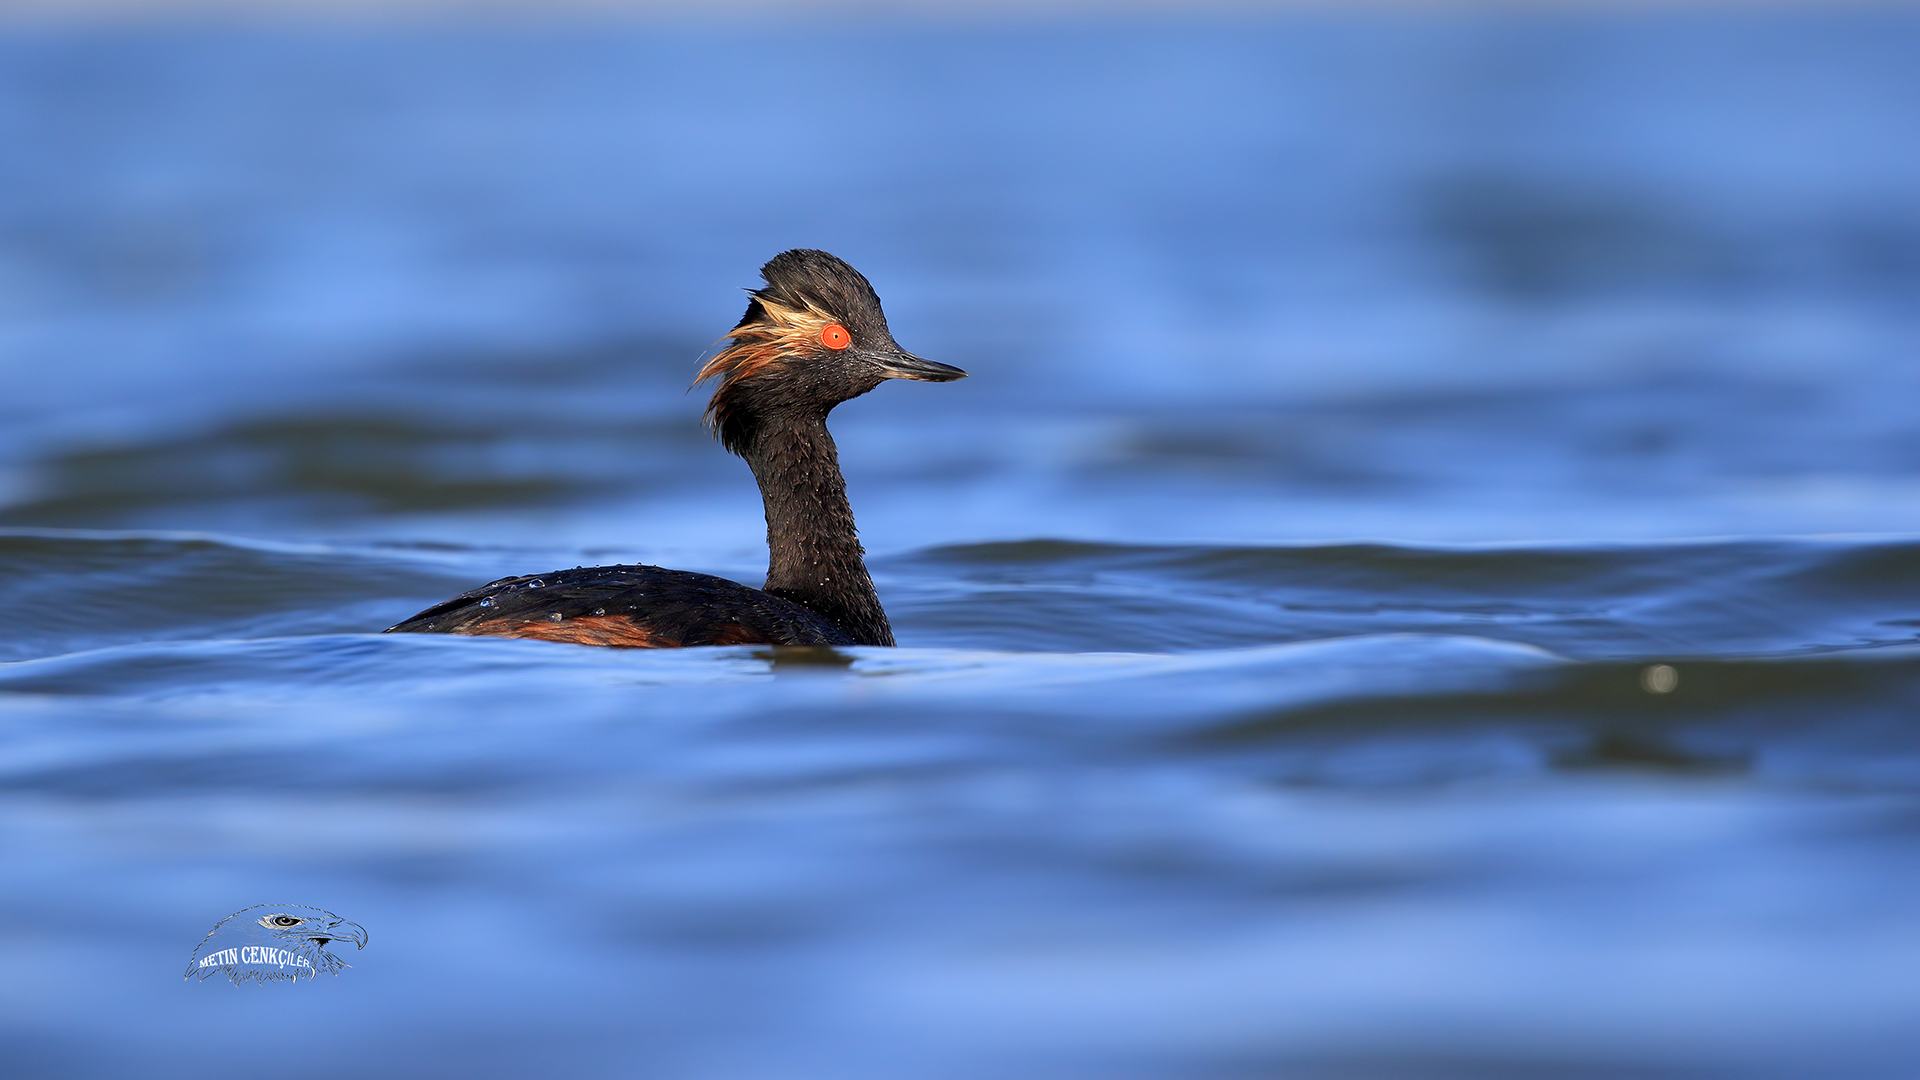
[385,250,966,649]
[387,565,855,647]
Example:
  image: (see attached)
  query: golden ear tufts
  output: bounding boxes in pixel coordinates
[694,293,841,432]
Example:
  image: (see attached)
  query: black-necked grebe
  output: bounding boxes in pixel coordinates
[384,249,965,648]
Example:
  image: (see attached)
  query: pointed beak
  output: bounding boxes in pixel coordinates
[322,919,369,950]
[876,347,967,382]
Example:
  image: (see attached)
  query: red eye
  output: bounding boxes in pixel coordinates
[820,324,851,350]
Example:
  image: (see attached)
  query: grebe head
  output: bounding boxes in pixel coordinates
[698,249,966,454]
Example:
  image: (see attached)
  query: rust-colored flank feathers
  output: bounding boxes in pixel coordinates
[384,249,968,650]
[473,615,669,648]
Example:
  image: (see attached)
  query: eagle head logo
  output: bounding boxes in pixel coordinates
[185,904,368,985]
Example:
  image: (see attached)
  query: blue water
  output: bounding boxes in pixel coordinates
[4,11,1920,1078]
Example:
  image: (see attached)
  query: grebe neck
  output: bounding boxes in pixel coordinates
[742,412,893,647]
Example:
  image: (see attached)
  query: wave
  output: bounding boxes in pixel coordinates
[7,529,1920,665]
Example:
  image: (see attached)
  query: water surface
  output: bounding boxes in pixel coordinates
[4,11,1920,1079]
